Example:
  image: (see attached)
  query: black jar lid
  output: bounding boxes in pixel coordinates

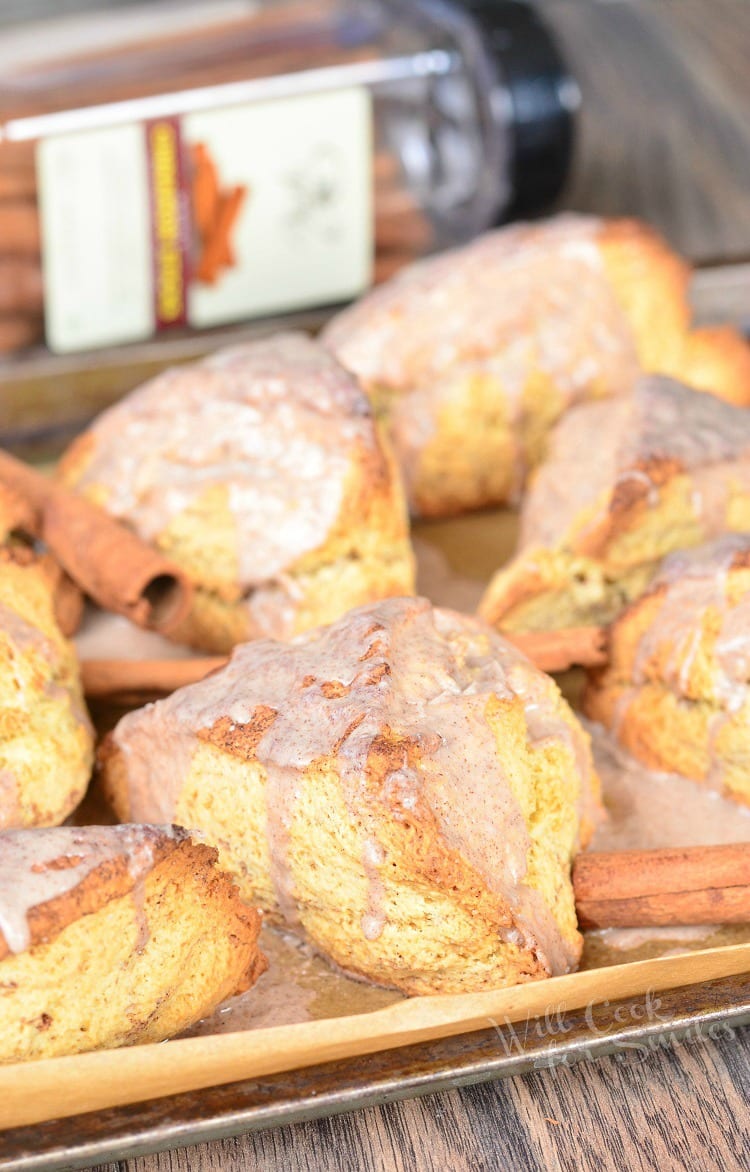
[462,0,579,218]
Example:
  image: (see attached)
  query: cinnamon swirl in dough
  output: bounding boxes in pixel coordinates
[0,824,265,1062]
[324,215,750,517]
[58,333,415,652]
[99,597,599,995]
[0,544,93,828]
[480,377,750,635]
[584,535,750,808]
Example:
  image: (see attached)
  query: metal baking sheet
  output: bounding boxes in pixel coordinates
[1,972,748,1172]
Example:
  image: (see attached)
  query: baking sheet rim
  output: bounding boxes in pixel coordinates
[1,939,748,1132]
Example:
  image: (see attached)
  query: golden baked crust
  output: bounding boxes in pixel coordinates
[583,535,750,807]
[58,333,415,653]
[0,824,266,1062]
[0,483,35,543]
[671,325,750,408]
[324,215,748,518]
[99,597,599,996]
[0,545,93,827]
[479,376,750,634]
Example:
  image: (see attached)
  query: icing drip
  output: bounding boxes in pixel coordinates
[324,215,640,501]
[360,838,386,942]
[71,333,380,591]
[521,377,750,551]
[0,824,180,954]
[113,597,595,976]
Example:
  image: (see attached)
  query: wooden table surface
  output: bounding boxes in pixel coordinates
[87,2,749,1169]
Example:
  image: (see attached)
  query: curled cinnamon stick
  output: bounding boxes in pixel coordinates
[573,844,750,929]
[0,451,193,634]
[507,626,608,672]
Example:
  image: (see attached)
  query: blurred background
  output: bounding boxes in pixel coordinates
[1,0,748,447]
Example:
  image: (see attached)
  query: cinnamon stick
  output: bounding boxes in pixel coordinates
[573,844,750,929]
[0,451,193,634]
[43,557,84,637]
[0,169,36,200]
[0,259,43,314]
[0,202,41,256]
[0,315,41,352]
[507,626,608,672]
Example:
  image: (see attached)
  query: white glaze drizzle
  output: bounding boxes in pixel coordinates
[112,597,596,976]
[0,824,181,955]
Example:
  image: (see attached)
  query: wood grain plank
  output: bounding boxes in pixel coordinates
[539,0,750,261]
[93,1025,749,1172]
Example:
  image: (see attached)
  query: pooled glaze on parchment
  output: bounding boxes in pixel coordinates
[324,215,640,500]
[587,720,750,853]
[71,333,377,589]
[113,597,595,976]
[0,824,182,955]
[182,923,400,1037]
[74,608,197,662]
[521,377,750,550]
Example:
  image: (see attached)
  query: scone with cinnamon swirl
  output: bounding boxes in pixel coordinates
[480,377,750,636]
[58,333,414,653]
[324,215,750,517]
[0,824,265,1062]
[99,597,599,996]
[583,535,750,807]
[0,544,93,828]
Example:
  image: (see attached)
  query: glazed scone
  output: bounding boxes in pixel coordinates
[677,325,750,409]
[99,597,600,996]
[584,534,750,807]
[0,544,93,828]
[0,484,83,637]
[0,824,266,1062]
[479,376,750,635]
[323,215,750,517]
[58,332,415,653]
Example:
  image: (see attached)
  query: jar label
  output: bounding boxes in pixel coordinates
[38,87,373,354]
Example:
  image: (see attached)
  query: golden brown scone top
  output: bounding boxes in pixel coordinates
[0,545,93,828]
[109,596,598,977]
[520,374,750,554]
[603,534,750,705]
[323,214,643,399]
[57,332,393,592]
[0,823,189,960]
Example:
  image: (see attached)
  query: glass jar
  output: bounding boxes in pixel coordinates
[0,0,576,451]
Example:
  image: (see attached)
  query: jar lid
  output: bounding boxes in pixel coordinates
[463,0,579,217]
